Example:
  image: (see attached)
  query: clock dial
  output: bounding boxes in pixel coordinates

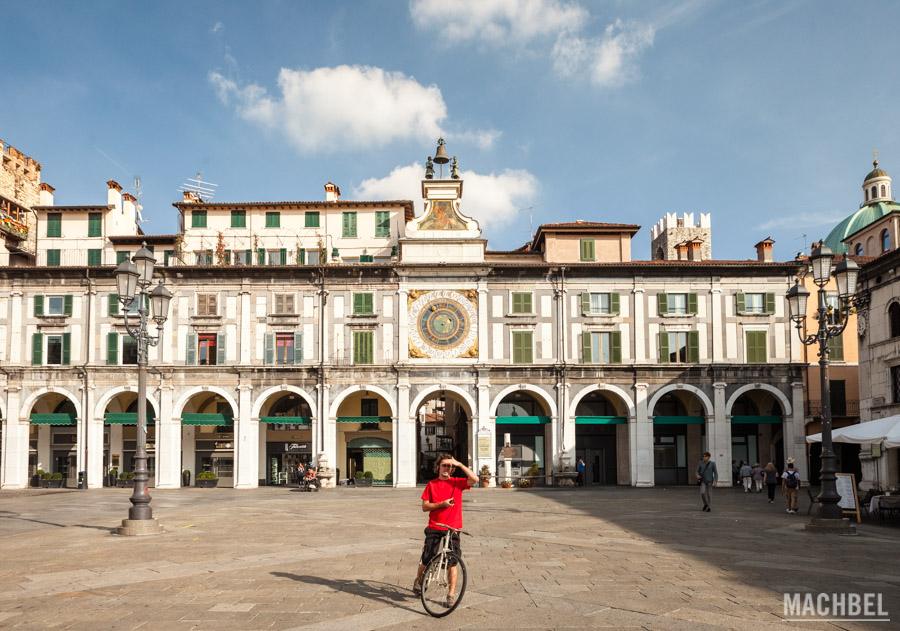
[408,290,478,359]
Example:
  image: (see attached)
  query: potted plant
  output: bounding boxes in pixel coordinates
[32,469,45,488]
[354,471,373,487]
[117,471,135,488]
[107,467,118,488]
[196,471,219,488]
[500,479,513,489]
[40,472,52,488]
[479,465,491,488]
[46,472,64,488]
[384,472,392,486]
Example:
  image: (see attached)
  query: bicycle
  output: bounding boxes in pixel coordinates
[420,522,470,617]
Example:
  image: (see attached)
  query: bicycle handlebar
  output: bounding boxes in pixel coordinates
[435,523,471,536]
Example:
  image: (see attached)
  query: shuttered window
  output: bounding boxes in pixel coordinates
[305,211,320,228]
[659,293,697,315]
[197,294,218,316]
[827,334,844,361]
[745,330,767,363]
[581,292,619,315]
[353,292,374,315]
[107,332,119,365]
[582,331,622,363]
[265,212,280,228]
[375,211,390,237]
[511,292,533,314]
[579,239,595,261]
[353,331,374,365]
[274,293,295,314]
[116,251,130,264]
[231,210,246,228]
[191,210,207,228]
[512,331,533,364]
[342,212,357,237]
[660,331,699,363]
[47,249,61,266]
[88,213,102,237]
[46,213,62,237]
[87,249,102,266]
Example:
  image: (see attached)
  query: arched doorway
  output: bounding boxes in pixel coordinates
[103,393,157,485]
[413,390,472,484]
[28,393,78,487]
[258,391,314,486]
[180,391,237,487]
[730,390,784,474]
[651,390,707,485]
[494,391,552,481]
[574,391,630,485]
[335,390,393,485]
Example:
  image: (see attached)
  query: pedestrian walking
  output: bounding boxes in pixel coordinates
[696,452,718,512]
[576,458,586,487]
[764,462,778,503]
[740,462,753,493]
[732,460,739,486]
[781,458,800,514]
[751,463,764,493]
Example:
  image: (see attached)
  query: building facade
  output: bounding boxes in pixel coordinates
[0,140,807,490]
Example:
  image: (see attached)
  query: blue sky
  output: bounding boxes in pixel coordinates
[3,0,899,259]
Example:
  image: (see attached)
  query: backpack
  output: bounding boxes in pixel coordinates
[785,471,799,489]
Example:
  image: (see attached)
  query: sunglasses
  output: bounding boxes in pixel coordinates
[439,464,455,469]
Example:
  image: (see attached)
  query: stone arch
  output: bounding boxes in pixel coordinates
[172,386,239,420]
[725,383,792,417]
[490,384,558,418]
[251,385,317,420]
[647,384,713,418]
[19,387,82,421]
[94,386,160,422]
[409,384,477,419]
[569,384,635,420]
[329,384,397,418]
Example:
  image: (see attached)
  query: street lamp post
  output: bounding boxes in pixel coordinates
[786,241,861,534]
[114,243,172,536]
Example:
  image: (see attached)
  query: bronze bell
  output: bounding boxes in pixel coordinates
[433,137,450,164]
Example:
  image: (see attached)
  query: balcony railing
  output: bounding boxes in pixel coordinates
[805,399,859,418]
[0,196,29,240]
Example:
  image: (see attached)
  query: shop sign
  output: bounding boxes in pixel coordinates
[284,442,310,453]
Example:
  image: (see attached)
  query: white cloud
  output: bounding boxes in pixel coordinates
[758,211,848,231]
[410,0,587,45]
[211,65,502,153]
[552,20,655,87]
[354,162,538,230]
[211,21,224,34]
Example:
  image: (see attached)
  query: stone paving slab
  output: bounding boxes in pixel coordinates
[1,485,899,629]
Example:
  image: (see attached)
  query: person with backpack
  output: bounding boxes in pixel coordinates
[764,462,778,503]
[781,458,800,513]
[739,462,753,493]
[751,463,764,493]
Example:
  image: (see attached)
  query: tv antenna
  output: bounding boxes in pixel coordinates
[134,176,146,224]
[179,172,218,202]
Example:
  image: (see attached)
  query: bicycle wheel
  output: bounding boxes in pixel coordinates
[420,554,467,617]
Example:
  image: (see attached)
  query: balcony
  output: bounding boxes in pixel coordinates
[0,195,29,240]
[805,399,859,418]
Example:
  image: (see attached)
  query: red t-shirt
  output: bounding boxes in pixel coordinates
[422,477,471,530]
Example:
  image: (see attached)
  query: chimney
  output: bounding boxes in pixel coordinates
[39,183,55,206]
[122,192,136,215]
[107,180,123,209]
[324,182,341,202]
[675,241,689,260]
[688,238,703,261]
[182,190,200,203]
[755,237,775,262]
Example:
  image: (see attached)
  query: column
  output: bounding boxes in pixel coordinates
[395,377,414,487]
[712,382,730,487]
[397,286,409,361]
[475,370,494,486]
[85,384,105,489]
[559,383,575,471]
[1,386,26,489]
[632,287,645,362]
[181,425,195,481]
[633,382,653,486]
[477,283,489,362]
[76,382,96,486]
[234,384,257,488]
[788,381,808,481]
[155,383,180,488]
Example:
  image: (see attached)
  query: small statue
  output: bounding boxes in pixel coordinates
[425,156,434,179]
[451,156,460,179]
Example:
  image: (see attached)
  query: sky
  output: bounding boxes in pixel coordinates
[3,0,900,260]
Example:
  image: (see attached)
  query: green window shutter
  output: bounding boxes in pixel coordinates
[736,293,745,313]
[264,333,275,365]
[47,249,60,266]
[34,295,44,317]
[765,292,776,314]
[581,332,592,363]
[88,213,102,237]
[513,331,533,364]
[580,293,591,315]
[523,293,532,313]
[610,293,620,315]
[47,213,62,237]
[364,293,373,314]
[279,248,287,266]
[243,249,251,265]
[191,210,207,228]
[657,293,668,315]
[354,293,373,315]
[353,293,362,314]
[375,211,390,237]
[342,212,357,237]
[108,294,119,316]
[828,334,844,361]
[298,248,306,265]
[186,333,197,365]
[265,212,280,228]
[87,249,102,266]
[32,333,43,365]
[305,211,320,228]
[580,239,595,261]
[107,333,119,365]
[231,210,246,228]
[116,251,129,264]
[687,331,700,363]
[658,332,669,363]
[216,333,226,364]
[257,248,265,265]
[63,295,73,316]
[746,331,766,363]
[354,331,373,364]
[687,293,698,315]
[61,333,71,365]
[610,331,622,363]
[294,332,303,364]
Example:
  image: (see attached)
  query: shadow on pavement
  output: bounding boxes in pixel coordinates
[271,572,425,615]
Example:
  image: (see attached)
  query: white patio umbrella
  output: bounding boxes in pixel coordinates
[806,415,900,447]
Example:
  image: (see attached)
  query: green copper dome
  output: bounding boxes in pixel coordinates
[824,201,900,253]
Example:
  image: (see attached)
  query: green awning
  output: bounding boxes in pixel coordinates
[260,416,310,424]
[575,416,627,425]
[653,415,705,425]
[104,413,137,425]
[182,413,233,426]
[336,416,392,423]
[496,416,550,425]
[732,415,782,425]
[30,413,75,426]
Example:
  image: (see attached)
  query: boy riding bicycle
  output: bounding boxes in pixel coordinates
[413,454,478,605]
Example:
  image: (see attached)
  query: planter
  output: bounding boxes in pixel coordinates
[44,479,64,489]
[479,478,490,488]
[117,479,135,488]
[354,478,373,487]
[196,479,219,488]
[39,479,50,488]
[31,475,41,488]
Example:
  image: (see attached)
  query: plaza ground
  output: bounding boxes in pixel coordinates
[0,485,898,630]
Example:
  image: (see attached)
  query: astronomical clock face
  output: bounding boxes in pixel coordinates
[408,290,478,359]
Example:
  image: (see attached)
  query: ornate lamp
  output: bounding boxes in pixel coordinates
[150,280,173,325]
[115,260,139,304]
[785,281,810,323]
[833,258,859,299]
[132,244,156,286]
[809,242,834,287]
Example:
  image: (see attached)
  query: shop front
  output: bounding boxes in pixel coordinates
[264,431,313,485]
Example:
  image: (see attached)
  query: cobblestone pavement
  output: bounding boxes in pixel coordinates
[1,485,898,630]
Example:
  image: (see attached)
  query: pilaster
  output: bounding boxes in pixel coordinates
[234,383,257,488]
[395,376,414,487]
[712,382,730,487]
[633,382,653,486]
[156,382,180,488]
